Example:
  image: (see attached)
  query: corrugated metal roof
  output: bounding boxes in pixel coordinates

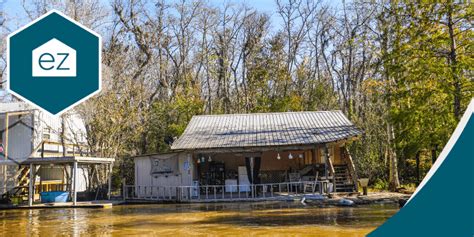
[171,111,361,150]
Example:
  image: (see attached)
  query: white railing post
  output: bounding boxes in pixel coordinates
[127,182,313,202]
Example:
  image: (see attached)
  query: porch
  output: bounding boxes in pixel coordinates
[130,110,361,202]
[130,143,358,202]
[192,145,357,193]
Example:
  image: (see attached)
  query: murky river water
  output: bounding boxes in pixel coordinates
[0,202,398,236]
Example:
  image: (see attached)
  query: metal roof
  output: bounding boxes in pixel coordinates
[171,111,361,151]
[21,156,115,165]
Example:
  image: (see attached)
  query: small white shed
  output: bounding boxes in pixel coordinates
[134,152,193,198]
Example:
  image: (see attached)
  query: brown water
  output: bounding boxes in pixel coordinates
[0,202,397,236]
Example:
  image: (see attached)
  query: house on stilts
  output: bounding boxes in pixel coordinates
[0,102,114,207]
[129,110,362,202]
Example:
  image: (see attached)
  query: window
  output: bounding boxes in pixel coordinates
[43,128,51,140]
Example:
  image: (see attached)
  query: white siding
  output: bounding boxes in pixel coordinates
[33,111,87,155]
[1,114,33,161]
[75,166,88,192]
[37,165,88,192]
[38,166,64,180]
[0,107,89,195]
[134,152,193,198]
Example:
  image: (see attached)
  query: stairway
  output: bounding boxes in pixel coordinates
[1,166,30,200]
[12,166,30,198]
[333,165,356,193]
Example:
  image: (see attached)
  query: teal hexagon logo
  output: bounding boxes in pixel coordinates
[7,10,101,115]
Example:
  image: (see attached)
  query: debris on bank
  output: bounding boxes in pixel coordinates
[301,192,412,207]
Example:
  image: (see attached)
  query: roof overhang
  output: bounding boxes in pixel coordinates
[20,156,115,165]
[131,151,182,159]
[173,137,359,154]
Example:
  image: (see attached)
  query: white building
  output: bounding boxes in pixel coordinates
[0,101,90,199]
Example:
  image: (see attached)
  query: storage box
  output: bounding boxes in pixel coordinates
[40,191,69,203]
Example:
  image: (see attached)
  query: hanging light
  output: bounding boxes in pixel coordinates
[197,158,201,164]
[277,153,281,160]
[201,156,206,163]
[208,156,212,162]
[288,153,293,159]
[299,154,304,159]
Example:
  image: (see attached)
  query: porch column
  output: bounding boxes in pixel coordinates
[3,113,8,195]
[249,157,254,198]
[324,144,329,179]
[28,163,34,207]
[107,163,113,200]
[72,161,77,205]
[312,146,317,164]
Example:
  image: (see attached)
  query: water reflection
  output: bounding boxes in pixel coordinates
[0,202,397,236]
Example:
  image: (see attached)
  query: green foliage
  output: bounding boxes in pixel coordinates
[146,88,205,154]
[372,179,389,191]
[71,0,472,189]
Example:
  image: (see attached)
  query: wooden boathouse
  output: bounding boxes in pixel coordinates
[129,110,361,202]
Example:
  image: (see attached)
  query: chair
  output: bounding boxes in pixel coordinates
[303,171,319,194]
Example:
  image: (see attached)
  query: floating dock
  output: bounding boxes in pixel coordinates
[0,200,123,210]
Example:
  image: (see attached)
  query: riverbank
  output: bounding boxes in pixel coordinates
[335,191,412,204]
[0,191,411,210]
[302,191,412,207]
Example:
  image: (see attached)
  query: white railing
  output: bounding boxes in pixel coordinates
[124,181,330,202]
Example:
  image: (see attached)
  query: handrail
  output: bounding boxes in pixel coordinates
[345,147,359,191]
[123,181,329,202]
[31,140,90,158]
[327,155,336,191]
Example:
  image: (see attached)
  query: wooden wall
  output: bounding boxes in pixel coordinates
[198,141,348,173]
[133,141,348,193]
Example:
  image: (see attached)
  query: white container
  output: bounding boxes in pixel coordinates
[192,180,199,198]
[238,166,250,192]
[225,179,238,192]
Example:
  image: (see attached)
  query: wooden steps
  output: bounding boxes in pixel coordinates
[334,165,356,193]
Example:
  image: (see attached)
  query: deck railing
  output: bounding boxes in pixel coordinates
[124,181,329,202]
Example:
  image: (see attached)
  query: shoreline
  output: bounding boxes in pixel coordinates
[0,191,412,210]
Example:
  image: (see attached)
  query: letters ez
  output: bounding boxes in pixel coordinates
[32,38,77,77]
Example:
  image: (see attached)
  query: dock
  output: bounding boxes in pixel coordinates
[0,200,123,210]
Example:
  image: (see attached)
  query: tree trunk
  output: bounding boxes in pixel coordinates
[61,115,66,157]
[431,144,438,165]
[446,1,461,120]
[415,151,420,184]
[387,123,400,191]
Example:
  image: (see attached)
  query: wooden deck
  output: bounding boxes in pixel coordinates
[0,200,123,210]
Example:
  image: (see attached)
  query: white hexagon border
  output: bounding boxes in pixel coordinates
[6,9,102,116]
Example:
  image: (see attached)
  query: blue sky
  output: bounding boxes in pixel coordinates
[1,0,342,37]
[2,0,281,29]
